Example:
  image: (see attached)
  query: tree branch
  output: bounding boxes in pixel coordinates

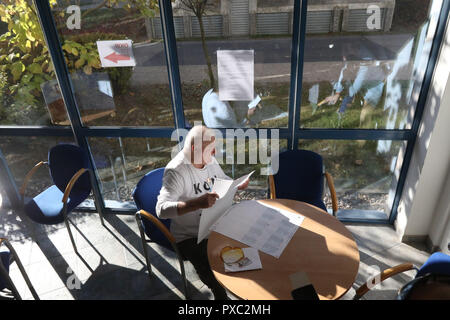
[81,0,108,18]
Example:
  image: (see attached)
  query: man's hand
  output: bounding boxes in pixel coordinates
[177,192,219,215]
[237,178,249,190]
[196,192,219,209]
[319,93,340,106]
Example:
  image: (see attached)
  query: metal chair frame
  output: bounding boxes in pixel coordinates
[0,238,39,300]
[135,210,189,299]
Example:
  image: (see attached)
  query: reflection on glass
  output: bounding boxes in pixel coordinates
[299,139,404,217]
[0,1,69,125]
[88,137,176,206]
[173,0,294,128]
[50,1,173,127]
[300,0,441,130]
[216,137,288,202]
[0,136,75,195]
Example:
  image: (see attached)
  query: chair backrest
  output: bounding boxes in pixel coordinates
[416,252,450,278]
[273,149,324,205]
[48,144,91,196]
[132,168,172,250]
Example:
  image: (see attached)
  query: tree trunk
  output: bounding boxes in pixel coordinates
[197,14,216,90]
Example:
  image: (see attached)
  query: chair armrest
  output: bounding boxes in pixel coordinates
[268,175,276,200]
[62,168,89,204]
[353,263,415,300]
[19,161,48,198]
[324,172,338,215]
[138,209,176,245]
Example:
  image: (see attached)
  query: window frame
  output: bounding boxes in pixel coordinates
[0,0,448,223]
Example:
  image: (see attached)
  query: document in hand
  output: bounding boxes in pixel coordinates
[211,200,305,258]
[197,171,255,244]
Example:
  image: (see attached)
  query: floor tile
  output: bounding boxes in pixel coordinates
[1,207,433,301]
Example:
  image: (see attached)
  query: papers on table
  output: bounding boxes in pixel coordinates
[211,200,305,259]
[224,247,262,273]
[197,171,255,244]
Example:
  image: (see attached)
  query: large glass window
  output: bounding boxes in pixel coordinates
[0,136,76,195]
[0,1,70,125]
[217,136,288,201]
[172,0,294,128]
[0,0,446,222]
[299,0,440,130]
[299,139,404,219]
[88,137,176,207]
[49,1,174,127]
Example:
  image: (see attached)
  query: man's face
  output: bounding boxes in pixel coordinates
[192,136,216,166]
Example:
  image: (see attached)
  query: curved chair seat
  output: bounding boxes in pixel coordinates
[354,252,450,300]
[132,167,189,299]
[20,144,94,254]
[24,185,89,225]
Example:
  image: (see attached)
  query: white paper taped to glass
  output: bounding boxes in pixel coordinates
[217,50,254,101]
[210,200,305,259]
[197,171,255,244]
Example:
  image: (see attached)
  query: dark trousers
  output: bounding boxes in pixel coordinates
[177,238,228,300]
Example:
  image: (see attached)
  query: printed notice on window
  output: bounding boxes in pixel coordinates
[217,50,254,101]
[97,40,136,68]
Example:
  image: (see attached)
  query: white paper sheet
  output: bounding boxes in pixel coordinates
[218,50,254,101]
[211,179,234,199]
[197,171,255,244]
[211,200,305,258]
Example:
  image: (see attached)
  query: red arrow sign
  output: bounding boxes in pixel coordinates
[104,52,130,63]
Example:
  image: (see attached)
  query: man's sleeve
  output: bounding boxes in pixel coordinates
[156,169,185,219]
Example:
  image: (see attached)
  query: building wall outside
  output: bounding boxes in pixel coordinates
[147,0,396,39]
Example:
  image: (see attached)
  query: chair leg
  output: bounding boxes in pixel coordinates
[135,213,152,277]
[174,246,189,300]
[63,207,78,254]
[0,261,21,300]
[6,242,39,300]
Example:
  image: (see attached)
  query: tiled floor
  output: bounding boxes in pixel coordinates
[0,206,431,300]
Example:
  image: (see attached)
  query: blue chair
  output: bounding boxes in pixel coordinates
[269,150,338,215]
[0,238,39,300]
[354,252,450,300]
[20,144,92,253]
[132,168,189,299]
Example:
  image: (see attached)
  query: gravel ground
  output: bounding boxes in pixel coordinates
[26,179,388,214]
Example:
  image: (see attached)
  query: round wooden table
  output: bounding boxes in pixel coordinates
[207,199,360,300]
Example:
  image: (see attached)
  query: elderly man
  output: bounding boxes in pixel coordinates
[156,125,249,300]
